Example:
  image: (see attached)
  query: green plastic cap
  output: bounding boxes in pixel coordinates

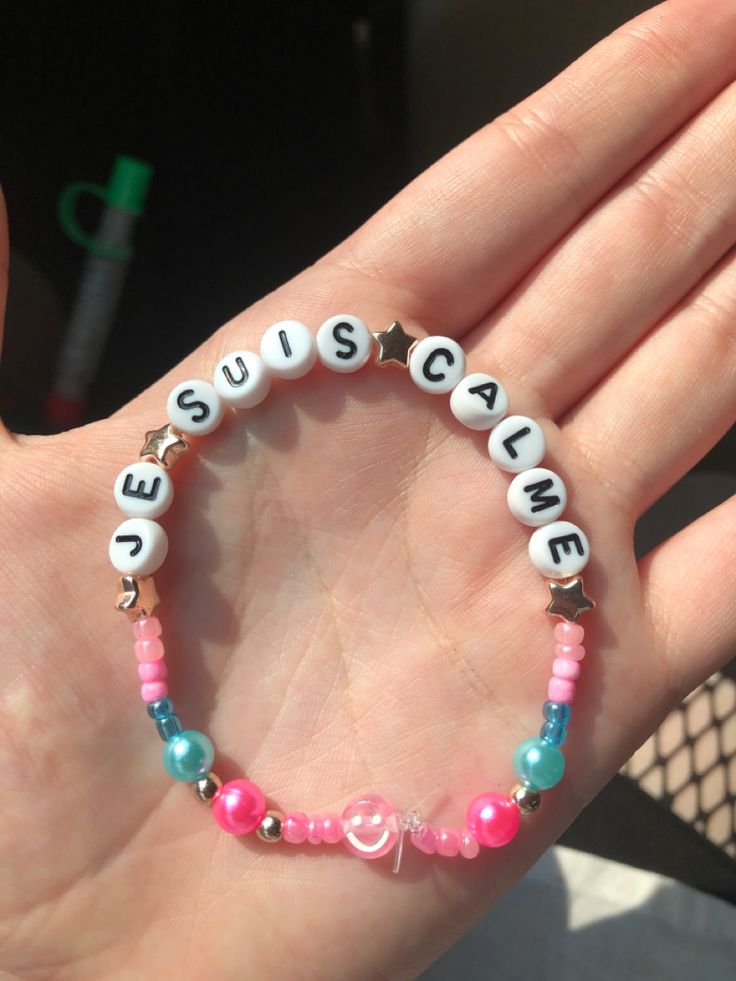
[107,155,154,215]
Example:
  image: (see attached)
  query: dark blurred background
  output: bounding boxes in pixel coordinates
[2,0,733,903]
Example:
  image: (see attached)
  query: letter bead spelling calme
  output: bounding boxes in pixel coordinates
[109,314,595,870]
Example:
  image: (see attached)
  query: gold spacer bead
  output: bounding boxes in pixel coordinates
[140,423,190,470]
[256,810,285,844]
[115,574,160,620]
[193,772,222,805]
[510,784,541,816]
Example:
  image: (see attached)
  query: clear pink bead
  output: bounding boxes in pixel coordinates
[554,642,585,661]
[306,816,323,845]
[282,812,308,844]
[553,657,581,681]
[548,677,576,703]
[321,814,343,844]
[341,794,399,859]
[411,824,438,854]
[554,622,584,644]
[141,681,168,702]
[135,637,165,662]
[138,660,167,682]
[132,616,162,640]
[459,830,480,859]
[436,829,460,857]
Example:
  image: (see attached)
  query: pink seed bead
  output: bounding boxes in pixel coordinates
[282,812,308,844]
[554,642,585,661]
[554,622,584,645]
[321,814,343,844]
[212,779,267,836]
[306,816,323,845]
[411,823,438,854]
[138,660,167,682]
[466,793,520,848]
[141,681,169,702]
[553,657,581,681]
[132,616,162,640]
[459,830,480,859]
[548,677,576,703]
[134,637,165,662]
[436,828,460,857]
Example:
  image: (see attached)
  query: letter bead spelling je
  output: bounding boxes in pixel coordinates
[109,315,596,870]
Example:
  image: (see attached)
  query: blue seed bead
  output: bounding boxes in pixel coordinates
[156,714,183,742]
[540,721,567,746]
[163,729,215,781]
[147,698,176,721]
[513,736,565,790]
[543,700,572,725]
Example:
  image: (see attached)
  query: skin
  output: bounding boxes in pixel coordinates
[1,0,736,976]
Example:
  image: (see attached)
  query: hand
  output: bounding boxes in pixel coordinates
[2,1,735,976]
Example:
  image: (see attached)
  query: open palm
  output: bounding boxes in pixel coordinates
[2,1,736,976]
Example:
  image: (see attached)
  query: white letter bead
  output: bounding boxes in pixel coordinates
[409,336,466,394]
[114,461,174,519]
[528,520,590,578]
[316,314,373,373]
[507,467,567,527]
[488,415,545,473]
[260,320,317,379]
[167,379,224,436]
[450,372,509,430]
[213,350,271,408]
[109,517,169,576]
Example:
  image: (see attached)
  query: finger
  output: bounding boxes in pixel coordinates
[563,247,736,517]
[465,74,736,418]
[638,494,736,701]
[327,0,736,336]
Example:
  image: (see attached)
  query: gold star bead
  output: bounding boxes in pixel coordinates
[140,423,190,470]
[115,574,161,620]
[372,320,418,367]
[545,576,595,623]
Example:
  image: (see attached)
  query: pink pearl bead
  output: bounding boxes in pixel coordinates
[341,794,399,859]
[212,779,266,836]
[436,828,460,857]
[554,642,585,661]
[466,793,520,848]
[135,637,165,662]
[554,622,584,644]
[548,677,576,702]
[411,823,438,854]
[553,657,581,681]
[141,681,168,702]
[321,814,343,844]
[459,830,480,859]
[282,812,308,844]
[306,816,323,845]
[132,616,162,640]
[138,660,167,682]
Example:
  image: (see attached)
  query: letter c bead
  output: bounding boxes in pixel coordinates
[409,336,466,394]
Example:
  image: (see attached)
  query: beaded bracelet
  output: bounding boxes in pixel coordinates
[109,316,594,869]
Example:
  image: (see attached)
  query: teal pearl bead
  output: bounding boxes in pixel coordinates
[163,729,215,782]
[513,736,565,790]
